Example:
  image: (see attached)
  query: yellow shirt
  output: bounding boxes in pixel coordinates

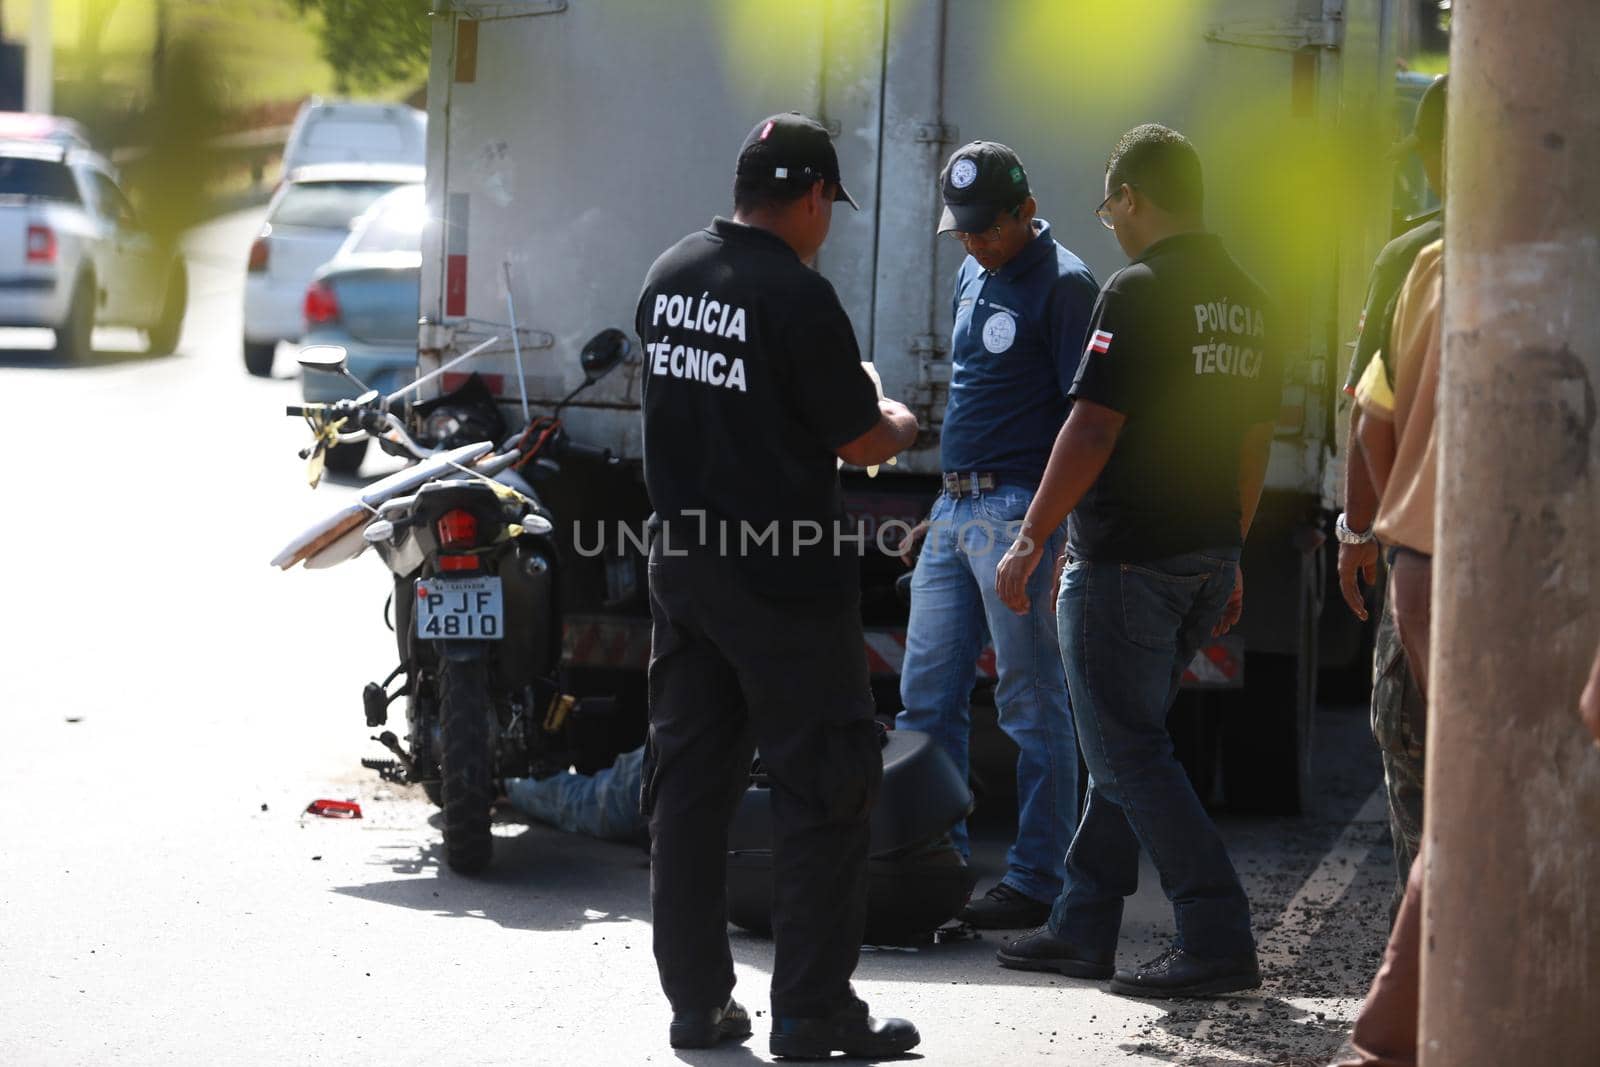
[1358,239,1442,555]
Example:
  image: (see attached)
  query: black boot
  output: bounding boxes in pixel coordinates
[669,997,753,1049]
[957,882,1051,929]
[995,926,1115,979]
[770,998,920,1059]
[1108,946,1261,999]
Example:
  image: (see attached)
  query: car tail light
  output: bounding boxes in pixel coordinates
[436,509,478,549]
[26,225,56,265]
[247,238,269,273]
[303,281,340,326]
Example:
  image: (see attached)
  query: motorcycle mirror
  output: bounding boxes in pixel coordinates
[363,519,396,544]
[298,345,349,373]
[579,328,631,384]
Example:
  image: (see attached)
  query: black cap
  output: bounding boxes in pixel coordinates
[1394,75,1447,157]
[938,141,1030,234]
[736,112,858,210]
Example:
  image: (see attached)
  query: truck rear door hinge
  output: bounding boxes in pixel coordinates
[418,320,457,352]
[1205,13,1342,52]
[906,122,958,145]
[443,0,567,20]
[911,334,951,385]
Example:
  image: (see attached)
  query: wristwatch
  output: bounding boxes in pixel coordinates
[1335,512,1375,545]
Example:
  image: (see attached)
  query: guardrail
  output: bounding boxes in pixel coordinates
[112,122,292,184]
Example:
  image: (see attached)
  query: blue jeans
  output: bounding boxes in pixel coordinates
[505,747,649,843]
[1048,550,1255,960]
[896,482,1076,904]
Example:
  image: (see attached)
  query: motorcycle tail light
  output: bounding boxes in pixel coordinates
[436,508,478,549]
[303,281,340,326]
[26,225,55,264]
[247,237,269,273]
[439,554,480,572]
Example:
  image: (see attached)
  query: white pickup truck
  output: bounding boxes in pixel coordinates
[409,0,1407,813]
[0,140,187,360]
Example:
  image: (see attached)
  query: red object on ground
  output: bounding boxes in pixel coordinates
[305,799,363,819]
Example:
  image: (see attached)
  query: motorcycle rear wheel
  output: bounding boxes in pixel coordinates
[438,660,495,874]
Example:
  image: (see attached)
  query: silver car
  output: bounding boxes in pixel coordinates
[298,184,427,473]
[242,162,423,376]
[281,99,427,173]
[0,140,186,360]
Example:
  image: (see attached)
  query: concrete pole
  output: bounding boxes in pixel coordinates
[25,0,51,114]
[1423,1,1600,1064]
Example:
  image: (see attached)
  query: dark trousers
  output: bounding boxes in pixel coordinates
[1047,550,1255,960]
[642,550,882,1019]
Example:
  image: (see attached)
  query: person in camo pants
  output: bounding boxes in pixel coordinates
[1368,609,1426,918]
[1334,75,1445,921]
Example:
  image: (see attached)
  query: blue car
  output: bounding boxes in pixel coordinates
[299,184,426,473]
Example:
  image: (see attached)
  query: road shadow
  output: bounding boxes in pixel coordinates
[0,340,180,371]
[331,813,652,933]
[672,1046,923,1067]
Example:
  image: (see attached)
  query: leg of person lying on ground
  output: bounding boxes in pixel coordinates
[505,747,649,843]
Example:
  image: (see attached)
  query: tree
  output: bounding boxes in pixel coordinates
[290,0,432,93]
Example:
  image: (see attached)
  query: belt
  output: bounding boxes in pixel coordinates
[941,472,997,498]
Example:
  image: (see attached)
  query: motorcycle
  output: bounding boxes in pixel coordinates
[275,330,629,873]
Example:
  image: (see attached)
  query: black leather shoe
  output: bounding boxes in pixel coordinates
[1108,946,1261,999]
[669,997,753,1049]
[770,998,920,1059]
[995,926,1114,979]
[958,882,1050,929]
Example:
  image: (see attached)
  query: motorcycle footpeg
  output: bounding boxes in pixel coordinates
[361,758,408,784]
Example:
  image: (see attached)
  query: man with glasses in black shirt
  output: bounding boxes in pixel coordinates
[993,124,1281,998]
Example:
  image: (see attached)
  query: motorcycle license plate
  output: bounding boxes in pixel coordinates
[415,576,504,640]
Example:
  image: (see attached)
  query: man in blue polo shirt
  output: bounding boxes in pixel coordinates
[897,141,1098,929]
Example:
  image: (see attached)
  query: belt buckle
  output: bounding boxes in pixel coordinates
[942,472,963,497]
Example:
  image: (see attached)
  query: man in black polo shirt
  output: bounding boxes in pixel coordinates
[993,124,1281,997]
[635,112,920,1059]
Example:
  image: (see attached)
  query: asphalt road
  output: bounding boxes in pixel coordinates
[2,209,1392,1067]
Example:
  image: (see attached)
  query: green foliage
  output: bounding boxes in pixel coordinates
[289,0,432,92]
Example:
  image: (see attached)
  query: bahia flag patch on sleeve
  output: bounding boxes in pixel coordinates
[1086,329,1113,355]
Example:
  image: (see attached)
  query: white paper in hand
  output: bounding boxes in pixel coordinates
[840,362,899,476]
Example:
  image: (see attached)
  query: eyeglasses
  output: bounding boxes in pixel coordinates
[948,205,1021,247]
[1094,183,1136,229]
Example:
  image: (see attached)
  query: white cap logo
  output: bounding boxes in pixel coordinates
[951,158,978,189]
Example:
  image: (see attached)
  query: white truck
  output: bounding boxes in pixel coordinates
[411,0,1407,812]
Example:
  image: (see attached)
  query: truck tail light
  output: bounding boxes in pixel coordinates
[247,238,269,273]
[303,281,340,326]
[436,509,478,549]
[26,224,56,265]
